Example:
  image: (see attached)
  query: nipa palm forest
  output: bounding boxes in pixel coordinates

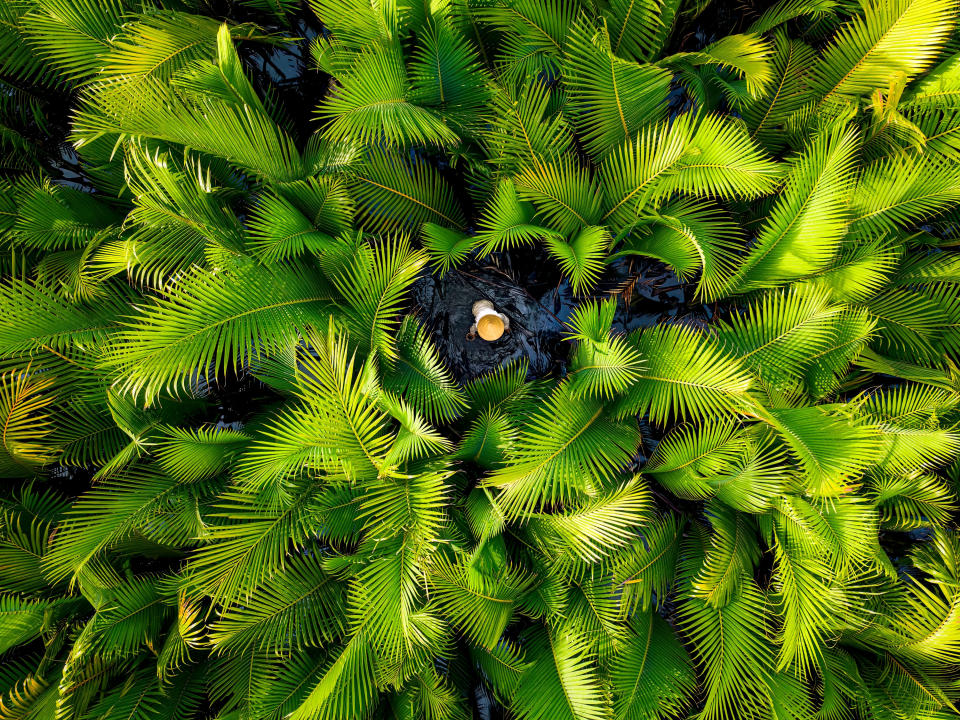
[4,0,960,718]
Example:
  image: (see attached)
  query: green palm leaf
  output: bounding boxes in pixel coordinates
[691,504,761,608]
[103,263,334,400]
[565,298,645,399]
[515,157,604,236]
[21,0,126,83]
[73,576,170,659]
[485,384,642,518]
[614,514,685,613]
[758,404,881,496]
[421,223,476,274]
[247,190,337,263]
[379,316,467,423]
[318,43,459,148]
[526,479,650,569]
[0,369,57,476]
[473,179,561,256]
[563,22,671,158]
[609,611,696,720]
[678,576,775,720]
[183,481,322,606]
[661,33,774,98]
[806,0,956,105]
[603,0,662,61]
[350,147,466,232]
[236,325,393,488]
[544,226,610,295]
[209,553,346,655]
[613,324,753,424]
[613,198,742,301]
[510,625,608,720]
[741,32,818,153]
[329,237,427,359]
[427,550,531,650]
[852,154,960,235]
[484,81,573,175]
[714,286,845,389]
[600,113,779,230]
[409,22,492,134]
[288,632,378,720]
[732,122,859,292]
[43,467,198,583]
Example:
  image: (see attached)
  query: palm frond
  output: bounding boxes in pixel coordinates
[409,22,492,134]
[0,278,130,356]
[485,384,641,518]
[758,404,881,496]
[247,191,337,264]
[614,514,684,613]
[563,22,671,158]
[153,426,249,484]
[74,75,305,183]
[732,122,859,292]
[72,576,170,660]
[602,0,662,61]
[600,113,779,230]
[21,0,126,83]
[869,472,957,529]
[613,324,754,424]
[565,299,645,398]
[741,32,818,153]
[43,468,195,583]
[515,157,604,236]
[678,577,774,720]
[806,0,956,105]
[287,632,378,720]
[473,179,560,257]
[509,625,607,720]
[613,198,743,301]
[350,147,466,232]
[421,224,475,274]
[236,325,393,488]
[543,226,609,295]
[714,286,845,389]
[101,12,227,83]
[483,81,572,175]
[318,43,459,148]
[770,530,841,675]
[379,316,467,423]
[182,482,322,606]
[0,369,57,476]
[329,237,427,359]
[747,0,838,34]
[609,610,696,720]
[209,553,346,655]
[691,504,761,608]
[851,155,960,236]
[5,176,121,251]
[103,263,334,400]
[427,550,531,650]
[525,479,650,569]
[477,0,577,82]
[661,33,774,98]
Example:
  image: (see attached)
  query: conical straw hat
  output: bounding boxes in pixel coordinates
[477,313,505,341]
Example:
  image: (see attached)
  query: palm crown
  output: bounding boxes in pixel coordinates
[2,0,960,719]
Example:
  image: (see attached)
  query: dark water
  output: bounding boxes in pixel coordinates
[411,248,691,384]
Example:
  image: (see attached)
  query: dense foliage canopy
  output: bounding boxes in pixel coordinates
[2,0,960,718]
